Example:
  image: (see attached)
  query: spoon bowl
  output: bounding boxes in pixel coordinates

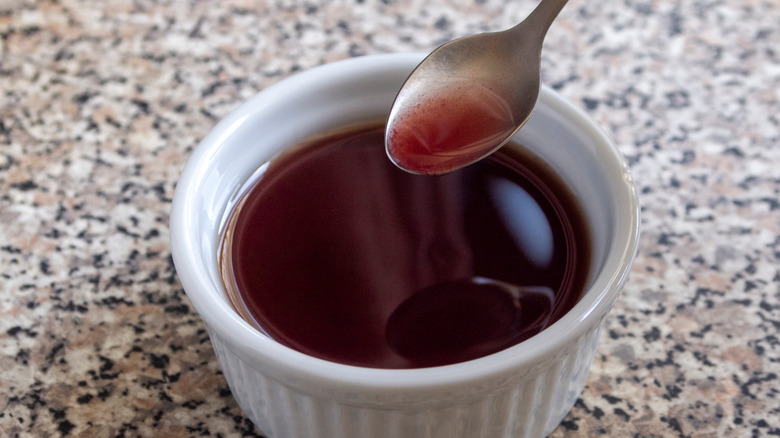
[386,0,568,175]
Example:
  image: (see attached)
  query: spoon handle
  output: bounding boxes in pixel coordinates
[514,0,569,41]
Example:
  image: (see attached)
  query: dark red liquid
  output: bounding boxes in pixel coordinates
[221,123,590,369]
[387,80,516,175]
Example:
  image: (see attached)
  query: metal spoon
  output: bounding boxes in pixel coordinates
[385,0,568,175]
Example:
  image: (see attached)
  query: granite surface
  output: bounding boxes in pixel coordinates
[1,0,779,436]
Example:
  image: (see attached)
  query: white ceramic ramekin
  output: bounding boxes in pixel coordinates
[170,53,639,438]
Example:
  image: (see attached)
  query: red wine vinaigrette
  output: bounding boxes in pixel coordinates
[219,123,590,369]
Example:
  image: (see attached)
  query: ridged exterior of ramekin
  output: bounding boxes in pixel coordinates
[208,321,604,438]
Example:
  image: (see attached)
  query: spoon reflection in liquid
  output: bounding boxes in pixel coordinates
[386,277,554,366]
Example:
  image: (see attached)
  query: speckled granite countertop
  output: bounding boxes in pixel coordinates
[1,0,778,436]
